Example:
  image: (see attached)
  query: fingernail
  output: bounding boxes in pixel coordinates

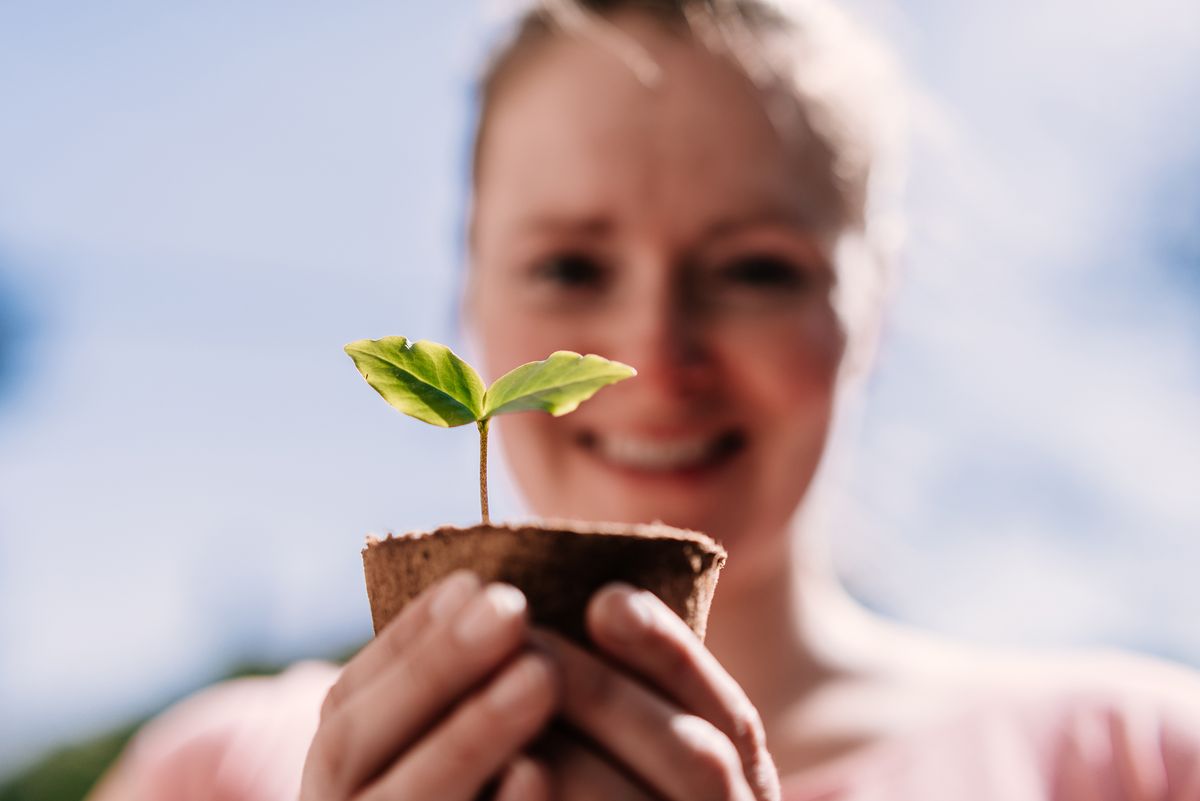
[429,571,481,620]
[671,713,722,751]
[488,655,553,714]
[455,583,527,645]
[593,585,654,644]
[624,590,657,629]
[605,584,654,631]
[507,755,545,787]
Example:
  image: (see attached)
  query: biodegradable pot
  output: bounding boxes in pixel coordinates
[362,519,727,644]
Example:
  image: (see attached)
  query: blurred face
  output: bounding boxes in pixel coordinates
[466,13,847,557]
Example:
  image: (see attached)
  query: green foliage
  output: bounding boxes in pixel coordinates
[346,336,635,523]
[344,337,484,427]
[0,652,364,801]
[482,351,637,418]
[0,722,141,801]
[346,338,635,424]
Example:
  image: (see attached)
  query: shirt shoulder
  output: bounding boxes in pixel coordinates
[1020,648,1200,800]
[783,647,1200,801]
[118,660,340,801]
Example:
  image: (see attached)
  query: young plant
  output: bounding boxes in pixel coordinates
[345,336,636,524]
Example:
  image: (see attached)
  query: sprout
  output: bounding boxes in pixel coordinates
[345,336,636,524]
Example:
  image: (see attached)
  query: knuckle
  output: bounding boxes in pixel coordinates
[511,674,557,719]
[307,725,350,793]
[694,760,739,801]
[299,749,333,801]
[498,756,553,801]
[379,617,409,661]
[656,635,693,679]
[572,656,620,710]
[747,748,782,801]
[727,702,777,799]
[679,717,743,801]
[442,733,491,777]
[401,648,455,703]
[443,707,502,775]
[319,680,346,722]
[466,658,553,745]
[729,701,768,757]
[479,663,541,729]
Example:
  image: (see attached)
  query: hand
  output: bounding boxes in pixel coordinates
[299,571,560,801]
[526,584,781,801]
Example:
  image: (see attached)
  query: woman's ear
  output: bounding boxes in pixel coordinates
[831,228,896,388]
[838,305,883,389]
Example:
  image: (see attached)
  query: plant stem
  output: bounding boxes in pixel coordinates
[478,418,490,525]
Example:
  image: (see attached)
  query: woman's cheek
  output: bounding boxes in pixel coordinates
[718,306,844,406]
[495,312,604,373]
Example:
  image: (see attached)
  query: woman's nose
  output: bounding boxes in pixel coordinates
[609,280,716,400]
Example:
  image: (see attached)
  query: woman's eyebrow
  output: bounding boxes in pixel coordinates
[511,208,815,242]
[517,213,615,238]
[698,208,812,242]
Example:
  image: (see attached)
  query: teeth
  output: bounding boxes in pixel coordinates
[598,435,716,471]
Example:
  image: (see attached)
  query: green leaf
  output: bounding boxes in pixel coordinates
[345,337,484,427]
[482,351,636,419]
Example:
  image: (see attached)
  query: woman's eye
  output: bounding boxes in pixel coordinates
[720,256,810,290]
[532,253,605,288]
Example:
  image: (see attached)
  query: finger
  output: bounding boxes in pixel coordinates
[534,629,755,801]
[322,570,481,720]
[588,585,779,800]
[311,583,529,796]
[359,653,559,801]
[535,732,659,801]
[494,755,553,801]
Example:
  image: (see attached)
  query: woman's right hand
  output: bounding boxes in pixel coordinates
[299,570,560,801]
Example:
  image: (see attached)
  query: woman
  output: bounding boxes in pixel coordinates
[94,1,1200,799]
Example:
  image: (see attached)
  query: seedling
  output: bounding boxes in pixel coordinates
[345,336,636,524]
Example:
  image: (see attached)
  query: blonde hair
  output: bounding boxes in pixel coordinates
[473,0,907,360]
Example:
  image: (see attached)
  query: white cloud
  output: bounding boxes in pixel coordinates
[829,0,1200,660]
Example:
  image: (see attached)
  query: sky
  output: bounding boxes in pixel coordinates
[1,0,1198,778]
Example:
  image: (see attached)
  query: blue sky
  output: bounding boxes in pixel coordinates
[1,0,1197,777]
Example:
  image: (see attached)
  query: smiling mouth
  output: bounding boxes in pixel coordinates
[576,429,746,474]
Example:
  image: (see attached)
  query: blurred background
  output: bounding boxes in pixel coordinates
[1,0,1197,794]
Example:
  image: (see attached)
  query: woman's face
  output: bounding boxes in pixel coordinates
[466,13,847,556]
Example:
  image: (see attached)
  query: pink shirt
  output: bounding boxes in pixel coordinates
[116,651,1200,800]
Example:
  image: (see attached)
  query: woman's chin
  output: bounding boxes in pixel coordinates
[516,437,766,545]
[565,498,744,549]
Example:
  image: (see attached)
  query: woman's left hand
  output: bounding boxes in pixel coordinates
[504,584,780,801]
